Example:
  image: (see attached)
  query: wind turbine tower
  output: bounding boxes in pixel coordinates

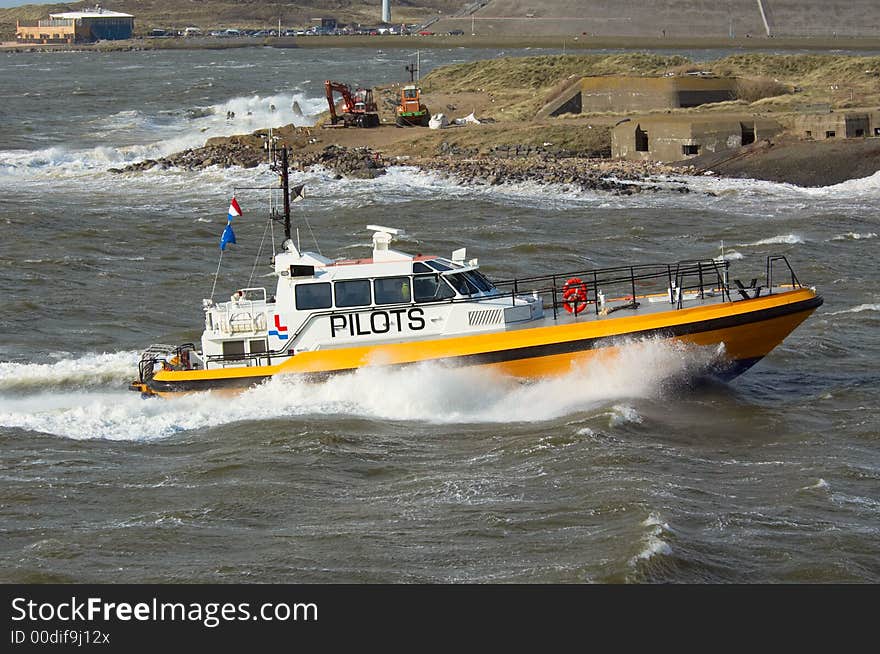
[382,0,391,24]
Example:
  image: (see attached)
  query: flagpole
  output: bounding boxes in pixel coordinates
[210,250,223,302]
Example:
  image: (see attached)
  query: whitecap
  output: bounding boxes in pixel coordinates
[0,351,140,392]
[801,479,830,491]
[827,303,880,316]
[739,234,805,246]
[831,232,877,241]
[0,91,326,179]
[630,512,673,564]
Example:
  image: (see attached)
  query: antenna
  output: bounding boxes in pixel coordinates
[268,143,292,245]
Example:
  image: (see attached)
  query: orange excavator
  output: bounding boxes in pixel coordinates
[323,80,380,128]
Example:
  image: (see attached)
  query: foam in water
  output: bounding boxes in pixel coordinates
[631,512,673,564]
[683,168,880,198]
[609,405,644,428]
[719,249,744,261]
[831,232,877,241]
[0,337,722,441]
[801,479,830,491]
[0,91,325,178]
[740,234,805,247]
[0,351,140,393]
[827,303,880,316]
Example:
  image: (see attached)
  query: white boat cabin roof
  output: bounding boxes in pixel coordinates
[273,225,480,282]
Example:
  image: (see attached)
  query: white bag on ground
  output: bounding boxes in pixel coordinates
[429,113,448,129]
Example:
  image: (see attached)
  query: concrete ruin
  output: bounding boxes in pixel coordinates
[612,114,783,162]
[537,75,737,119]
[793,110,880,140]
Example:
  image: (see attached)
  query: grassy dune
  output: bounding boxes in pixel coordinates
[420,53,880,122]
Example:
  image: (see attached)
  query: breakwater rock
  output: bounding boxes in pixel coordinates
[407,156,692,194]
[110,132,691,194]
[112,140,387,180]
[110,136,266,173]
[290,145,387,179]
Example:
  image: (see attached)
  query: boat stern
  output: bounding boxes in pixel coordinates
[129,343,201,397]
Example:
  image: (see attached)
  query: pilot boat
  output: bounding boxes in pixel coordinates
[129,150,822,398]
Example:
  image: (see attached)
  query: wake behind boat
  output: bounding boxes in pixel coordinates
[129,149,822,398]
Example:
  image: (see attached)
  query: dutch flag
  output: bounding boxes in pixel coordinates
[220,197,242,251]
[227,197,242,221]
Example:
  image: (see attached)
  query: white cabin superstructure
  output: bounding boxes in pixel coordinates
[195,226,543,370]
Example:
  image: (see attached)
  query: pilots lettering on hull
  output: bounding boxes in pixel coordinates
[330,307,426,338]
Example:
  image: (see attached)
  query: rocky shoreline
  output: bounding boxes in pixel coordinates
[406,155,691,193]
[113,138,692,194]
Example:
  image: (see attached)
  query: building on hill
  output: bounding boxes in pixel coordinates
[612,114,783,162]
[536,75,738,119]
[16,6,133,44]
[793,111,880,140]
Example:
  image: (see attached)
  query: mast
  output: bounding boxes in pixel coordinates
[280,146,291,244]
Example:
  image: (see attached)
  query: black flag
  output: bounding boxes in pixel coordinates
[290,184,305,203]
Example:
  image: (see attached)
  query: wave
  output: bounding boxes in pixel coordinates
[630,512,673,565]
[739,234,805,246]
[831,232,877,241]
[827,303,880,316]
[0,91,326,179]
[800,479,830,491]
[681,168,880,201]
[0,351,140,393]
[0,338,722,441]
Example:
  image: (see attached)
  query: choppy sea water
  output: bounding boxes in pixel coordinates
[1,47,878,583]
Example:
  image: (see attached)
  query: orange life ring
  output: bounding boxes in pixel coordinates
[562,277,589,315]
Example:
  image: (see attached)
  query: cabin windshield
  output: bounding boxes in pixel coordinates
[446,272,481,296]
[466,271,494,293]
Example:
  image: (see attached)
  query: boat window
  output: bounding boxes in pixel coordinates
[249,339,267,354]
[464,271,492,293]
[413,274,455,303]
[471,270,496,291]
[374,276,411,305]
[295,282,332,310]
[334,279,372,308]
[412,261,433,273]
[446,272,480,296]
[222,340,245,357]
[427,259,452,271]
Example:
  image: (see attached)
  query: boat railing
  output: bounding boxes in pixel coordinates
[203,349,293,370]
[492,259,732,318]
[766,255,802,291]
[209,288,270,335]
[137,342,197,383]
[492,255,801,317]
